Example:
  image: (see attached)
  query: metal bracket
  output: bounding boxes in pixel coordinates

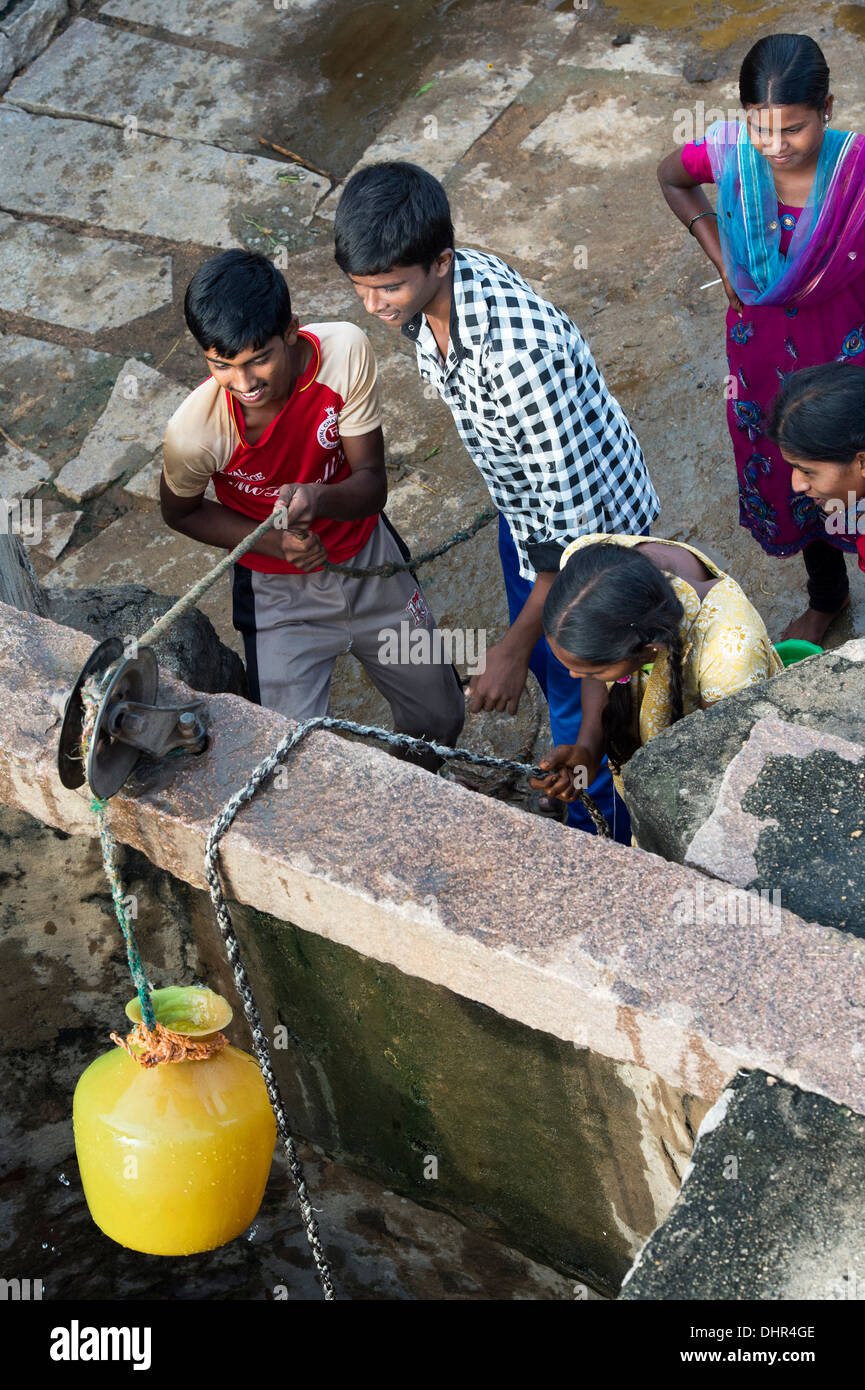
[58,640,209,800]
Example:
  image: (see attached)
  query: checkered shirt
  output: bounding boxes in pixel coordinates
[401,249,659,579]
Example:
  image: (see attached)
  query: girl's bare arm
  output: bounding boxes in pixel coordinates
[657,150,743,312]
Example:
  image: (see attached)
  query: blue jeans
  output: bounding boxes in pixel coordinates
[497,514,632,844]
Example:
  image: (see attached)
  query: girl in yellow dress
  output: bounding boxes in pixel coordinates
[531,535,782,814]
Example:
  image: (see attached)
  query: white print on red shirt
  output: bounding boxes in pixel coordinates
[317,406,341,449]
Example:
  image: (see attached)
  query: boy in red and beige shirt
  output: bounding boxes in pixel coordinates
[160,249,464,767]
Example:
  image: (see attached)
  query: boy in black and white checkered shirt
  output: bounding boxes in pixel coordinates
[334,162,659,840]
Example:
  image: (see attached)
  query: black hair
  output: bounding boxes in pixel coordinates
[543,543,685,773]
[184,250,292,357]
[769,362,865,465]
[739,33,830,111]
[333,161,455,276]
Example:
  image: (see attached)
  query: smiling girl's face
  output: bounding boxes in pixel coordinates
[745,100,831,172]
[783,447,865,509]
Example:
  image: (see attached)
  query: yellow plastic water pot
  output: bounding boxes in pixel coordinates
[73,986,276,1256]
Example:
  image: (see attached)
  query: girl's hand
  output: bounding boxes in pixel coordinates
[530,744,599,802]
[720,271,744,315]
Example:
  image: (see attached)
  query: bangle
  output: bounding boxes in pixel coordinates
[688,210,717,236]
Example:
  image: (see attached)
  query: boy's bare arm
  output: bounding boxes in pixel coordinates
[277,426,387,529]
[159,474,285,558]
[159,474,325,569]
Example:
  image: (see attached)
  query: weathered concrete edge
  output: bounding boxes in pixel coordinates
[618,1077,739,1297]
[3,601,865,1113]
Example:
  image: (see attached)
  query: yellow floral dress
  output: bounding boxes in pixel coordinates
[559,534,782,795]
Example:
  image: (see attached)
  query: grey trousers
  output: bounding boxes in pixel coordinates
[231,516,466,746]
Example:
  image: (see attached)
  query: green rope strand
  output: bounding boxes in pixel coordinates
[90,796,156,1030]
[81,685,156,1029]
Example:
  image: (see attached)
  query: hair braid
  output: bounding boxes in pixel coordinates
[665,625,685,727]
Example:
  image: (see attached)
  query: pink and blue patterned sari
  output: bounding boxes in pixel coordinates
[705,121,865,555]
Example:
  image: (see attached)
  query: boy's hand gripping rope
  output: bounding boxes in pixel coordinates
[136,505,497,648]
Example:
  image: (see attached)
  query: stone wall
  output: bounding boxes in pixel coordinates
[622,640,865,937]
[621,1069,865,1301]
[3,602,865,1293]
[190,891,706,1293]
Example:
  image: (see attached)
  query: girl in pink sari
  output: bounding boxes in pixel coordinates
[658,33,865,644]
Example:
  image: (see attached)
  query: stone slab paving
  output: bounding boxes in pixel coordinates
[53,358,188,503]
[124,449,165,501]
[0,212,172,331]
[5,18,320,155]
[0,329,123,468]
[43,506,242,655]
[0,107,328,247]
[101,0,319,51]
[0,33,16,94]
[317,57,537,216]
[0,439,53,496]
[520,90,665,167]
[27,499,81,575]
[0,0,67,71]
[563,33,682,77]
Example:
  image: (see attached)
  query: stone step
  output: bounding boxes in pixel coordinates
[26,499,81,576]
[0,107,328,248]
[5,17,319,155]
[623,640,865,938]
[621,1071,865,1301]
[0,440,53,496]
[0,0,67,77]
[53,359,188,503]
[100,0,320,55]
[43,504,241,655]
[316,4,576,216]
[0,212,172,332]
[124,450,165,502]
[0,328,122,470]
[317,55,540,219]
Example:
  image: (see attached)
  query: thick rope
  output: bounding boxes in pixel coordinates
[111,1022,229,1067]
[138,506,496,649]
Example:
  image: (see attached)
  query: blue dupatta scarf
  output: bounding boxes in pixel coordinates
[705,122,863,306]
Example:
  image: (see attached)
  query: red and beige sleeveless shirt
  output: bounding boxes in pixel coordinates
[161,322,381,573]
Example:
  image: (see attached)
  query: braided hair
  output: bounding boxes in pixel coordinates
[543,543,686,773]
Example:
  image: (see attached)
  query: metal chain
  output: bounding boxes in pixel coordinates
[324,507,496,578]
[81,501,596,1302]
[201,714,609,1300]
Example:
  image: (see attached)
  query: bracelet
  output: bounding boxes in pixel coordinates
[688,210,717,236]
